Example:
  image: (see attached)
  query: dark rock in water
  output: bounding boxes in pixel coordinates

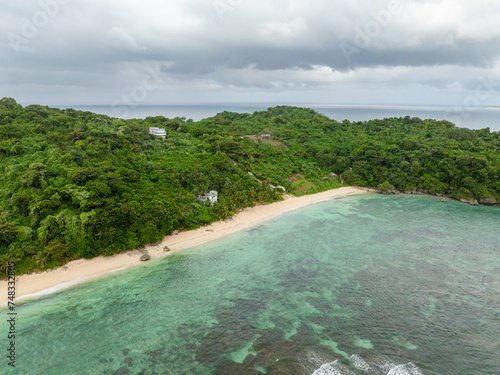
[214,356,262,375]
[148,348,164,363]
[269,357,311,375]
[470,199,479,206]
[140,254,151,261]
[479,197,496,205]
[124,357,133,367]
[378,188,398,195]
[113,367,130,375]
[122,349,130,356]
[163,246,171,252]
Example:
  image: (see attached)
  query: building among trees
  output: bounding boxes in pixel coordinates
[149,127,166,138]
[197,191,218,206]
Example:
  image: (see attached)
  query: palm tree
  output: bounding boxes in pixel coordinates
[34,252,47,270]
[0,253,15,275]
[0,207,7,223]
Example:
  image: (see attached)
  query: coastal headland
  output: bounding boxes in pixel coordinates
[0,187,369,305]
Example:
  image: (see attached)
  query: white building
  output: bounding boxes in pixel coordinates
[197,190,218,206]
[149,127,166,138]
[270,184,287,192]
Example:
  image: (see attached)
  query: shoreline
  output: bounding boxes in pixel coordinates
[0,187,370,305]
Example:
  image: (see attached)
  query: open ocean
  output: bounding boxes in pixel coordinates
[6,195,500,374]
[61,104,500,132]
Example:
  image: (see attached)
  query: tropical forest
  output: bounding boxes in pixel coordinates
[0,97,498,275]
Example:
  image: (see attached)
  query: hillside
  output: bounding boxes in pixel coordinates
[0,97,499,275]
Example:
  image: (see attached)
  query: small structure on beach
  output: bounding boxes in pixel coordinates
[149,127,166,138]
[197,190,218,206]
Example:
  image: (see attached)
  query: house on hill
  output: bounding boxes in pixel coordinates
[149,127,166,138]
[197,190,218,206]
[241,134,272,140]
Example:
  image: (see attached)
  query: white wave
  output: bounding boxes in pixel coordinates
[312,353,424,375]
[387,363,424,375]
[312,360,356,375]
[368,355,399,372]
[350,354,372,372]
[304,350,332,368]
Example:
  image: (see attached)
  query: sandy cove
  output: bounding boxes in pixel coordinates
[0,187,370,305]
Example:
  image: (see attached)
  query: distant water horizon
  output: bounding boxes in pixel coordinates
[48,103,500,131]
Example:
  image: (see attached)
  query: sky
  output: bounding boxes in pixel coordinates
[1,0,500,107]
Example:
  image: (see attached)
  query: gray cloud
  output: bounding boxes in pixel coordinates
[1,0,499,105]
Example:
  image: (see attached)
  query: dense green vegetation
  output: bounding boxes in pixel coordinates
[1,97,499,275]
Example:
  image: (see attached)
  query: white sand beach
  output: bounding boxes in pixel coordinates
[0,187,370,305]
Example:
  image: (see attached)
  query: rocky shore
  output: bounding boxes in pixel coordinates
[377,187,497,206]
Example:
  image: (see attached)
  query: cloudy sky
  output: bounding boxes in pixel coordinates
[1,0,500,107]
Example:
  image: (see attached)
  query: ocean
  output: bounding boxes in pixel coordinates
[7,194,499,374]
[62,104,500,132]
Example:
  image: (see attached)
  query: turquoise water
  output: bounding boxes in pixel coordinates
[5,195,500,374]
